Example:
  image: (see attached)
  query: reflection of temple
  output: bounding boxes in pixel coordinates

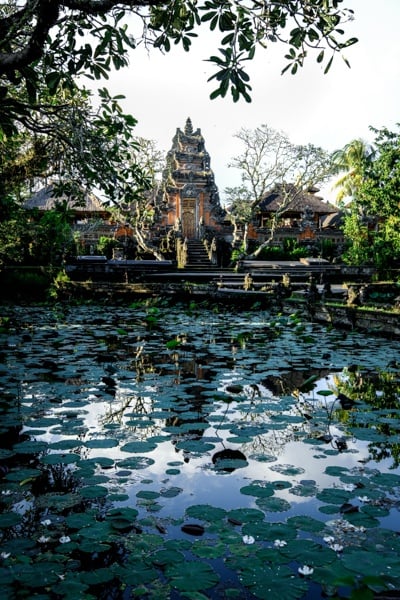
[157,118,227,240]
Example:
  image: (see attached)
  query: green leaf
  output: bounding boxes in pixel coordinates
[165,561,219,591]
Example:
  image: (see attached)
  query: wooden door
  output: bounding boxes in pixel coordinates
[182,198,197,238]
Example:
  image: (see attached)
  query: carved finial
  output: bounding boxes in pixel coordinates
[184,117,193,135]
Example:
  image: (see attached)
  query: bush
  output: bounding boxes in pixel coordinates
[0,268,52,299]
[96,236,119,259]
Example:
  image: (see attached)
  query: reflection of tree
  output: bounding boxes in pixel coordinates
[99,344,217,443]
[217,384,315,459]
[333,367,400,468]
[262,369,331,397]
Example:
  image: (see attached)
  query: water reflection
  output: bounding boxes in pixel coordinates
[333,366,400,468]
[1,304,400,598]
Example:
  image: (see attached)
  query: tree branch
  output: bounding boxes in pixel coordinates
[0,0,60,75]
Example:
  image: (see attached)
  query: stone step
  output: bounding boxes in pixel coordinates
[185,240,214,269]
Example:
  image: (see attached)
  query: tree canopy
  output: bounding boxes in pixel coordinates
[337,125,400,273]
[1,1,357,210]
[331,139,374,203]
[1,0,357,122]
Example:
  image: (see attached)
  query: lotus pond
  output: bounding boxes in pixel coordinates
[0,300,400,600]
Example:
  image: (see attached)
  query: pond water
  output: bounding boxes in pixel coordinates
[0,301,400,599]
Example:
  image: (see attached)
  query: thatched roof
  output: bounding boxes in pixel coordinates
[321,211,344,228]
[258,184,338,215]
[24,185,108,215]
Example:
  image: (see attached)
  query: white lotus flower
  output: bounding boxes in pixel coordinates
[59,535,71,544]
[242,535,255,545]
[298,565,314,577]
[274,539,287,548]
[343,484,356,492]
[331,544,343,553]
[38,536,50,544]
[41,519,51,527]
[1,552,11,559]
[323,536,335,545]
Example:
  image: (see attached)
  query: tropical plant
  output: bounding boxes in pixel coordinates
[96,235,120,259]
[339,126,400,274]
[331,138,374,203]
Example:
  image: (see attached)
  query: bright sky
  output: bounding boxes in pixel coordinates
[104,0,400,204]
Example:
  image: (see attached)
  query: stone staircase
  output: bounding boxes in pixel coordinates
[184,239,219,271]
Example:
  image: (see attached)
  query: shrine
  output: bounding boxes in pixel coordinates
[157,117,227,240]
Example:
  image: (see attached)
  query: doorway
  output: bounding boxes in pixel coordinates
[181,197,197,239]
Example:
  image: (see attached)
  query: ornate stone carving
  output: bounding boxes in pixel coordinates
[181,183,198,198]
[158,118,227,239]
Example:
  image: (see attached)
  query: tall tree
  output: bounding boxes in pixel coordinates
[223,185,253,249]
[338,125,400,274]
[112,136,167,259]
[331,138,374,203]
[226,124,332,255]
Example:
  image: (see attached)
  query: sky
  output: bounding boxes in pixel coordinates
[103,0,400,204]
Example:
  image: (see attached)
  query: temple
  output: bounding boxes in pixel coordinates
[157,117,227,240]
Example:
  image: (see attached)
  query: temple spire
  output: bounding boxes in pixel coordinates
[184,117,193,135]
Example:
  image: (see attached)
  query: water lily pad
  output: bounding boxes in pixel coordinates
[255,497,291,512]
[80,567,115,585]
[0,512,22,528]
[316,487,353,505]
[11,563,63,588]
[50,439,81,450]
[42,452,81,465]
[281,539,336,566]
[113,563,159,586]
[5,467,41,482]
[342,548,400,578]
[81,485,108,499]
[227,508,265,524]
[269,464,305,476]
[175,439,215,454]
[286,516,325,533]
[117,456,155,469]
[249,453,277,463]
[240,563,308,600]
[35,491,83,510]
[159,486,183,498]
[182,523,205,536]
[243,521,297,542]
[52,578,90,598]
[165,561,219,591]
[151,548,185,567]
[240,482,275,498]
[186,505,227,522]
[136,490,160,500]
[289,482,318,497]
[121,440,157,453]
[84,438,119,449]
[192,539,226,559]
[12,440,48,454]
